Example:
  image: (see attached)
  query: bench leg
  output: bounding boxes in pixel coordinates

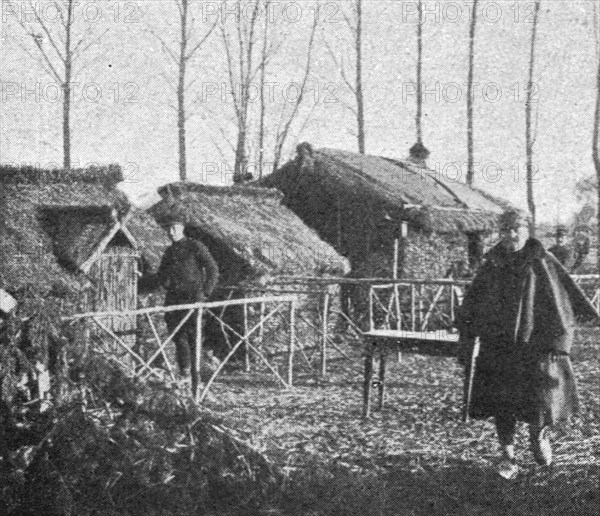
[378,353,386,411]
[363,346,374,418]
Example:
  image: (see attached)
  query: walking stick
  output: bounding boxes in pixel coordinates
[462,336,480,423]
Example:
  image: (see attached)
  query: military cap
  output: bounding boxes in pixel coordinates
[555,224,568,237]
[498,209,525,231]
[162,211,187,227]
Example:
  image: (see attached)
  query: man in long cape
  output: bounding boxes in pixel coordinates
[457,209,598,478]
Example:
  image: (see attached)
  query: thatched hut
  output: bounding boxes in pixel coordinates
[0,165,164,360]
[147,182,349,358]
[260,143,513,279]
[149,182,349,283]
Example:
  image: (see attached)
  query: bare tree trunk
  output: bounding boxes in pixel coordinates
[415,0,423,143]
[466,0,479,185]
[272,17,318,171]
[152,1,216,183]
[593,32,600,275]
[356,0,365,154]
[525,0,541,237]
[62,0,74,171]
[234,126,247,182]
[177,0,189,182]
[228,2,260,183]
[258,11,268,178]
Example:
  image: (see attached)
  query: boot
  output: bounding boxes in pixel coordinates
[530,426,552,466]
[497,444,518,480]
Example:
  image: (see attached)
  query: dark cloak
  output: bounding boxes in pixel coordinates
[457,238,598,425]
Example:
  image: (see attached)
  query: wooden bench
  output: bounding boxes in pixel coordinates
[362,329,460,418]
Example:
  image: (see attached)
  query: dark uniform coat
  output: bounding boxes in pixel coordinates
[141,237,219,372]
[457,238,597,426]
[155,237,219,304]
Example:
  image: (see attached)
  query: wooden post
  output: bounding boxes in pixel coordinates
[411,284,416,331]
[419,284,424,330]
[193,307,204,402]
[394,285,401,330]
[450,284,456,323]
[391,238,400,330]
[377,353,386,411]
[259,301,265,349]
[243,302,250,372]
[393,238,399,279]
[362,342,374,418]
[320,291,330,377]
[369,287,374,331]
[336,196,342,249]
[287,301,296,387]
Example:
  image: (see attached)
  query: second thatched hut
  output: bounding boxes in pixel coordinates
[146,182,349,358]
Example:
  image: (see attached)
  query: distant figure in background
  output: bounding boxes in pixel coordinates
[457,209,598,479]
[143,214,219,377]
[571,228,591,273]
[548,225,589,273]
[548,225,572,268]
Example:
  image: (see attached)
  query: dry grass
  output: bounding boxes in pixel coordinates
[3,326,596,515]
[203,327,600,516]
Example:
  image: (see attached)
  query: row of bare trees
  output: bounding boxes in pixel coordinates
[148,0,320,183]
[465,0,540,235]
[13,0,600,245]
[16,0,319,183]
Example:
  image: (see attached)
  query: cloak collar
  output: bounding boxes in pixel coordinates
[485,238,546,268]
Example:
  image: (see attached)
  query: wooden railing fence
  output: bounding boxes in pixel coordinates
[63,295,297,403]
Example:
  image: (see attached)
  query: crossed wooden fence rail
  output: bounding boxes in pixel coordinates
[572,274,600,312]
[62,274,600,399]
[368,279,471,333]
[63,295,297,403]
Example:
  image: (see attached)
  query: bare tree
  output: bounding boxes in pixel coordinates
[353,0,366,154]
[593,4,600,275]
[257,7,270,178]
[152,0,217,182]
[16,0,108,171]
[525,0,541,236]
[415,0,423,145]
[355,0,366,154]
[271,16,319,171]
[257,0,283,178]
[323,0,365,154]
[466,0,479,185]
[221,1,262,183]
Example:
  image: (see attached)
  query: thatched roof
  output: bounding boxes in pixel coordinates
[0,164,136,294]
[262,144,514,233]
[150,183,349,277]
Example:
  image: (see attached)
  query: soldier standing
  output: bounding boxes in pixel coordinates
[457,210,597,479]
[153,214,219,377]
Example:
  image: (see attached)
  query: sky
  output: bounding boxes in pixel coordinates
[1,0,599,222]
